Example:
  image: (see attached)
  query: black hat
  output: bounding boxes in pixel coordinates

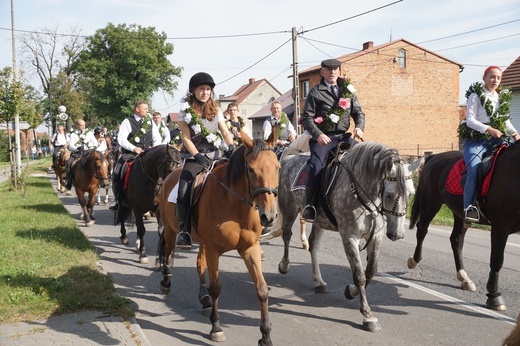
[189,72,215,93]
[321,59,342,68]
[94,126,103,135]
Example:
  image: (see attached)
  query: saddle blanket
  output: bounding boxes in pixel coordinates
[445,145,505,196]
[167,183,179,204]
[122,160,135,191]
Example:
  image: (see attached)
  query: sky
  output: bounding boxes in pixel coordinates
[1,0,519,121]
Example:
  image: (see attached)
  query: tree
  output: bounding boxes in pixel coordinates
[19,25,85,131]
[71,23,182,126]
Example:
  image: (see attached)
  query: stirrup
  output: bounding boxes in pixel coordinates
[176,232,192,250]
[464,205,480,223]
[301,205,316,223]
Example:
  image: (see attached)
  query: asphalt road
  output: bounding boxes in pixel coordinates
[51,169,519,346]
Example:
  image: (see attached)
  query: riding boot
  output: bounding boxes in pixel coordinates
[65,164,73,190]
[176,202,192,250]
[109,180,121,211]
[301,186,317,222]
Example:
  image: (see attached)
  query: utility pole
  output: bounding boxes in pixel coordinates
[291,27,301,135]
[11,0,22,187]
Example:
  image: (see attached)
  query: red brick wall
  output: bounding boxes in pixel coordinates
[300,41,461,156]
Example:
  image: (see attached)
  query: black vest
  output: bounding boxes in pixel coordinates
[122,116,153,154]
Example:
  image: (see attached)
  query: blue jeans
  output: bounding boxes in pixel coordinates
[463,138,504,208]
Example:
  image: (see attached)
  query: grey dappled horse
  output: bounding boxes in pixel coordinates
[265,141,422,332]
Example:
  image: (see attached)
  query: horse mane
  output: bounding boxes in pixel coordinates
[227,139,270,186]
[344,142,403,192]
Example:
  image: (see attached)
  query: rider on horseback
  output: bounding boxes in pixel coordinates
[65,119,97,190]
[459,66,520,224]
[262,101,296,152]
[300,58,365,222]
[50,125,70,168]
[109,101,162,211]
[175,72,235,249]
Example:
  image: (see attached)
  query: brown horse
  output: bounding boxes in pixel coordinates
[408,140,520,311]
[70,149,110,227]
[52,148,71,193]
[158,131,278,345]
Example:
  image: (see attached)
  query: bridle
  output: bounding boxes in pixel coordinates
[209,147,278,209]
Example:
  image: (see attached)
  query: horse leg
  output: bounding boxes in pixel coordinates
[134,212,148,264]
[309,225,328,293]
[407,202,441,269]
[486,228,509,311]
[205,250,225,342]
[197,245,212,315]
[278,211,298,274]
[240,242,272,346]
[299,213,309,250]
[103,186,110,204]
[343,236,381,332]
[119,207,130,246]
[87,190,96,224]
[451,216,476,291]
[160,204,178,294]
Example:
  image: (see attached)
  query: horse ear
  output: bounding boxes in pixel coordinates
[266,124,278,148]
[408,155,426,174]
[240,129,254,149]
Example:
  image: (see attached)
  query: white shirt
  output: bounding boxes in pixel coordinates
[152,121,171,146]
[69,129,97,151]
[466,90,516,135]
[263,114,296,140]
[95,138,108,153]
[51,132,70,146]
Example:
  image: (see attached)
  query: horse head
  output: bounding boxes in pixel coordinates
[234,131,280,228]
[382,155,423,241]
[91,150,110,188]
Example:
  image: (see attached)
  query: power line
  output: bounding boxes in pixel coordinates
[302,0,403,33]
[433,32,520,52]
[416,19,520,44]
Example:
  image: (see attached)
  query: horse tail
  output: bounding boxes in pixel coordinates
[409,155,429,229]
[113,206,133,226]
[260,198,284,240]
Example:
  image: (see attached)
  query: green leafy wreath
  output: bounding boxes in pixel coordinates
[458,82,511,140]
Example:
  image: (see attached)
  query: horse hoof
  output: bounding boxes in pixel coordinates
[120,236,129,246]
[363,317,382,332]
[160,280,171,295]
[314,284,329,293]
[155,258,161,270]
[80,213,85,221]
[85,221,94,227]
[66,190,71,196]
[407,256,420,269]
[143,212,151,220]
[139,256,149,264]
[461,281,476,292]
[344,285,358,300]
[278,261,290,274]
[486,296,507,311]
[302,242,309,251]
[210,331,226,342]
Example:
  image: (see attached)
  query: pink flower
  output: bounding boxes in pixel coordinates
[338,98,350,110]
[314,117,323,124]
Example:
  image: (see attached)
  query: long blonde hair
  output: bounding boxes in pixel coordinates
[186,92,219,122]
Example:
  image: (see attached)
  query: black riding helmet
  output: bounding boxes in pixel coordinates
[189,72,215,93]
[94,126,103,135]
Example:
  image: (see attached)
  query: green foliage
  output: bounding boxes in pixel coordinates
[71,23,182,126]
[0,131,11,162]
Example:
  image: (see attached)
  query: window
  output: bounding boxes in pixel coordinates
[301,80,310,99]
[398,49,406,68]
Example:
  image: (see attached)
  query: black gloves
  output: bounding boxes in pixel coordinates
[224,144,235,159]
[194,153,210,168]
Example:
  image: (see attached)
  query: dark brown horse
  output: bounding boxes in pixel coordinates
[115,144,180,264]
[52,147,70,193]
[158,131,278,345]
[70,149,110,227]
[408,141,520,310]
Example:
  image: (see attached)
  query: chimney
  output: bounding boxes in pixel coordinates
[219,94,225,100]
[362,41,373,50]
[249,78,256,84]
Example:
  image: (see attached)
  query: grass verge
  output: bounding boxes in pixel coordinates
[0,159,134,323]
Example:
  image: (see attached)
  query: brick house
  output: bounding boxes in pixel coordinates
[298,39,463,156]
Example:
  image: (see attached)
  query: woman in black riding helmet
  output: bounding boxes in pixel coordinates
[175,72,235,249]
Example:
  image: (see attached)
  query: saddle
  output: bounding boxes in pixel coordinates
[445,144,507,196]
